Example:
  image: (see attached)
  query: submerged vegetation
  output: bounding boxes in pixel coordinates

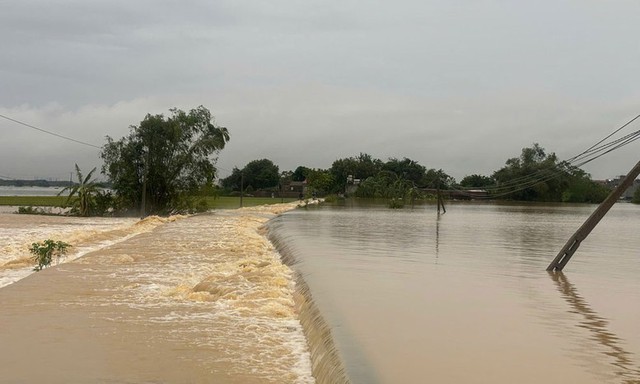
[30,239,70,271]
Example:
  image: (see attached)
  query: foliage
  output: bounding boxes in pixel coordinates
[633,187,640,204]
[305,168,335,195]
[322,194,343,203]
[292,166,311,182]
[18,206,41,214]
[561,168,610,203]
[382,157,427,185]
[422,168,455,189]
[356,171,415,200]
[492,143,606,203]
[16,206,58,215]
[220,159,280,192]
[30,239,70,271]
[329,153,383,193]
[101,106,229,215]
[244,159,280,190]
[58,164,100,216]
[459,174,494,188]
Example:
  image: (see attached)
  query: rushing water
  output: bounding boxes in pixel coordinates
[268,201,640,384]
[0,205,314,383]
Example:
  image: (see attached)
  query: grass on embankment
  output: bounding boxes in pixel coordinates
[0,196,68,207]
[0,195,300,210]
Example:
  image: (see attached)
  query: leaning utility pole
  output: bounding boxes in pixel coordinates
[547,160,640,272]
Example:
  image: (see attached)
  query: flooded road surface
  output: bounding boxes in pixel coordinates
[0,204,314,383]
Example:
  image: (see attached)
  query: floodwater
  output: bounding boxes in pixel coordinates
[2,201,639,383]
[268,201,640,384]
[0,205,314,383]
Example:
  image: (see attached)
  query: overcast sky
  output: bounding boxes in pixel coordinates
[1,0,639,182]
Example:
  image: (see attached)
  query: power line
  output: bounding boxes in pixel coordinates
[0,113,101,149]
[452,115,640,198]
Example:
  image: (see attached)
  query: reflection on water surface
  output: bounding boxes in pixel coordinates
[270,201,640,384]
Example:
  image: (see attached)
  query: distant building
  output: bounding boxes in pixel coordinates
[280,180,307,198]
[345,175,361,195]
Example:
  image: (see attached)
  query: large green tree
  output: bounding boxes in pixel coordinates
[492,143,607,203]
[220,159,280,191]
[382,157,427,185]
[459,174,494,188]
[101,106,229,215]
[329,153,383,193]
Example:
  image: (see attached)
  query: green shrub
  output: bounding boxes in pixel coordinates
[30,240,71,271]
[17,206,37,214]
[633,187,640,204]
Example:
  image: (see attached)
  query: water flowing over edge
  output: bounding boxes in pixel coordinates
[267,221,351,384]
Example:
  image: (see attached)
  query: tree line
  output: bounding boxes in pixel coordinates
[220,144,612,204]
[55,106,628,217]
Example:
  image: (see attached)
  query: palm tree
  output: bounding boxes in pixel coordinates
[58,164,99,216]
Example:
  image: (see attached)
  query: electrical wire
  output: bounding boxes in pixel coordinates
[450,115,640,198]
[0,113,101,149]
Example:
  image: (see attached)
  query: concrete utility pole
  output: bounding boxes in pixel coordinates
[547,160,640,272]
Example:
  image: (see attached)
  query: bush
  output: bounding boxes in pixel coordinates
[633,187,640,204]
[30,240,71,271]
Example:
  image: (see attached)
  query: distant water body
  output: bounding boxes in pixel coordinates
[0,186,63,196]
[268,201,640,384]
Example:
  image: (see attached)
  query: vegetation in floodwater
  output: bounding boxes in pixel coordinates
[388,198,404,209]
[30,240,71,271]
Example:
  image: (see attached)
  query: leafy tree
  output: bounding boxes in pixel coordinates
[492,143,606,203]
[305,168,335,195]
[101,106,229,215]
[492,144,565,201]
[382,157,427,185]
[57,164,100,216]
[30,240,70,271]
[356,171,414,199]
[422,169,455,189]
[292,166,311,182]
[220,167,243,191]
[243,159,280,190]
[459,174,494,188]
[220,159,280,192]
[561,168,610,203]
[329,153,383,193]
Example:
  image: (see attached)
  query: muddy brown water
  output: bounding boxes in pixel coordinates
[268,201,640,384]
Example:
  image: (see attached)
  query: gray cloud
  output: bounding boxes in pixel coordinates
[2,1,640,182]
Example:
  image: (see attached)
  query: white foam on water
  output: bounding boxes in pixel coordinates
[0,213,180,288]
[0,203,317,383]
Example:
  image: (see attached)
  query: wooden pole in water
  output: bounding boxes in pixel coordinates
[547,160,640,272]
